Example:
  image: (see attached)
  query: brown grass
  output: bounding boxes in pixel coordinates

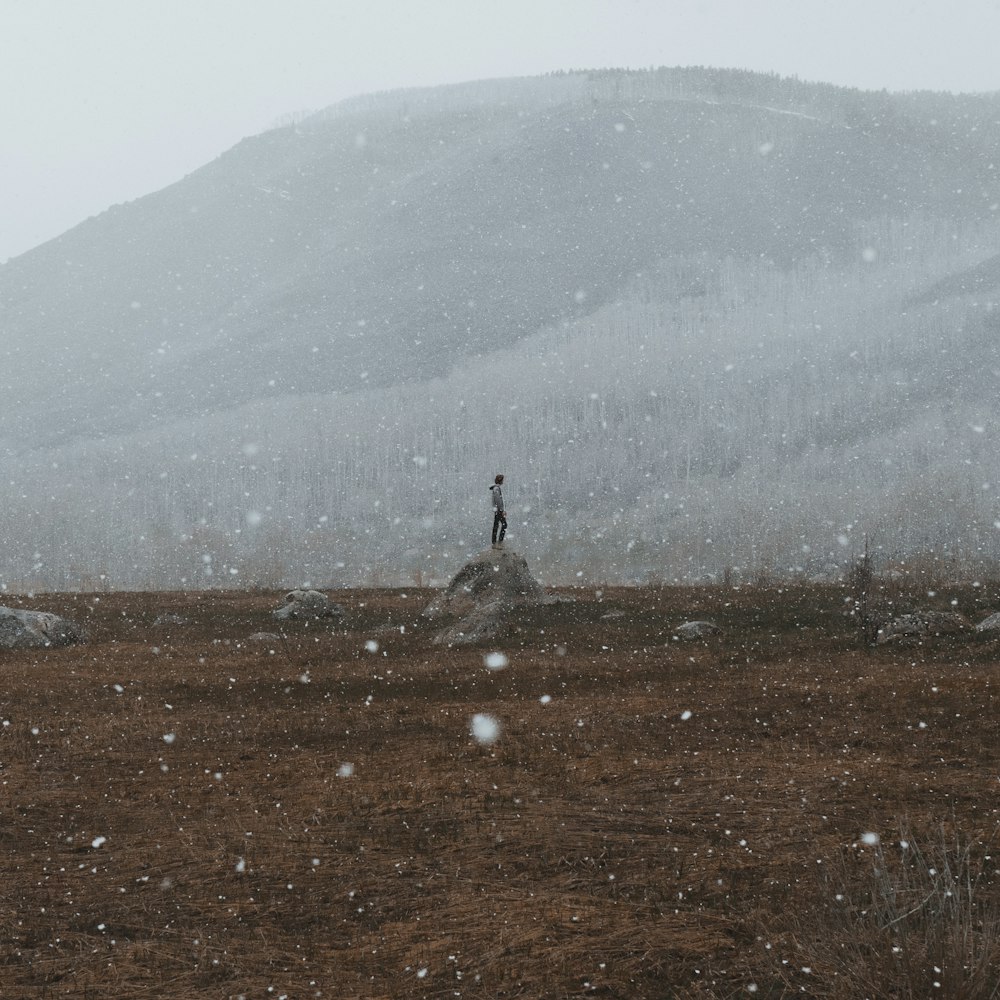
[2,582,1000,997]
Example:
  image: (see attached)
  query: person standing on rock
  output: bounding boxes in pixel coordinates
[490,474,507,549]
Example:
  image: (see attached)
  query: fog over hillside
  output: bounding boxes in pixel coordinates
[2,67,999,590]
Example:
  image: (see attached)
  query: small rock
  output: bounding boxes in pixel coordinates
[153,613,191,627]
[673,620,722,641]
[976,612,1000,634]
[877,610,970,644]
[273,589,345,621]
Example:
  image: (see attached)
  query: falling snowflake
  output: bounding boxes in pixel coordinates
[470,713,501,745]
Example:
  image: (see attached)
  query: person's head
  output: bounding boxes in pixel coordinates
[495,474,504,484]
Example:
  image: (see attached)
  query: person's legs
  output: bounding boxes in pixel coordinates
[497,514,506,545]
[492,511,502,546]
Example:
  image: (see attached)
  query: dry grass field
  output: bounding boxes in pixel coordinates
[3,580,1000,998]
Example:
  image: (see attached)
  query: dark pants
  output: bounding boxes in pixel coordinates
[492,511,507,545]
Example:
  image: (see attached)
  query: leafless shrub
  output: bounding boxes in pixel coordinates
[849,535,877,645]
[777,828,1000,999]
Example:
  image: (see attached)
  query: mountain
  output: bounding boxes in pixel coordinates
[2,68,999,590]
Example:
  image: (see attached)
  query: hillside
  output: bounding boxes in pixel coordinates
[1,68,999,589]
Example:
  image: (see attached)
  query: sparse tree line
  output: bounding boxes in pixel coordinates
[1,213,998,593]
[310,65,1000,143]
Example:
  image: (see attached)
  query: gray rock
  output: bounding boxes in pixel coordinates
[976,612,1000,634]
[248,631,282,642]
[272,589,345,621]
[434,600,509,646]
[424,549,549,619]
[877,610,970,644]
[153,613,191,627]
[0,606,85,649]
[426,548,554,646]
[672,620,722,641]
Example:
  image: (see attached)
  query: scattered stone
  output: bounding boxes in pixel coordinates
[876,610,971,644]
[0,606,85,649]
[153,613,191,627]
[248,631,282,642]
[373,621,409,636]
[424,549,554,646]
[672,620,722,641]
[976,612,1000,634]
[272,589,345,621]
[601,609,625,620]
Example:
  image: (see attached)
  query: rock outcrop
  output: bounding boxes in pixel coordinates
[272,590,345,621]
[0,606,85,649]
[423,549,554,646]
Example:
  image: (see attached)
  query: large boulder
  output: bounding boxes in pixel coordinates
[0,606,85,649]
[272,589,345,621]
[876,610,971,644]
[424,548,554,646]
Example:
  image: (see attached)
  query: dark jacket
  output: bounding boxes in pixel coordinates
[489,484,505,513]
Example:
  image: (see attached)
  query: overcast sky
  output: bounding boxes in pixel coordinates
[2,0,999,262]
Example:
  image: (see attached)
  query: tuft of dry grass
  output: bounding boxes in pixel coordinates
[761,827,1000,999]
[0,582,999,996]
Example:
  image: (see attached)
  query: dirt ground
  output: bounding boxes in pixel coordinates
[3,581,1000,998]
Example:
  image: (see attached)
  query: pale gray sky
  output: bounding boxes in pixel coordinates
[2,0,999,262]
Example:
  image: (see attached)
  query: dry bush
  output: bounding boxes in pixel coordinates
[762,828,1000,999]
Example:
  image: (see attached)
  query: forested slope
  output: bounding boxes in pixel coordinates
[1,68,998,588]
